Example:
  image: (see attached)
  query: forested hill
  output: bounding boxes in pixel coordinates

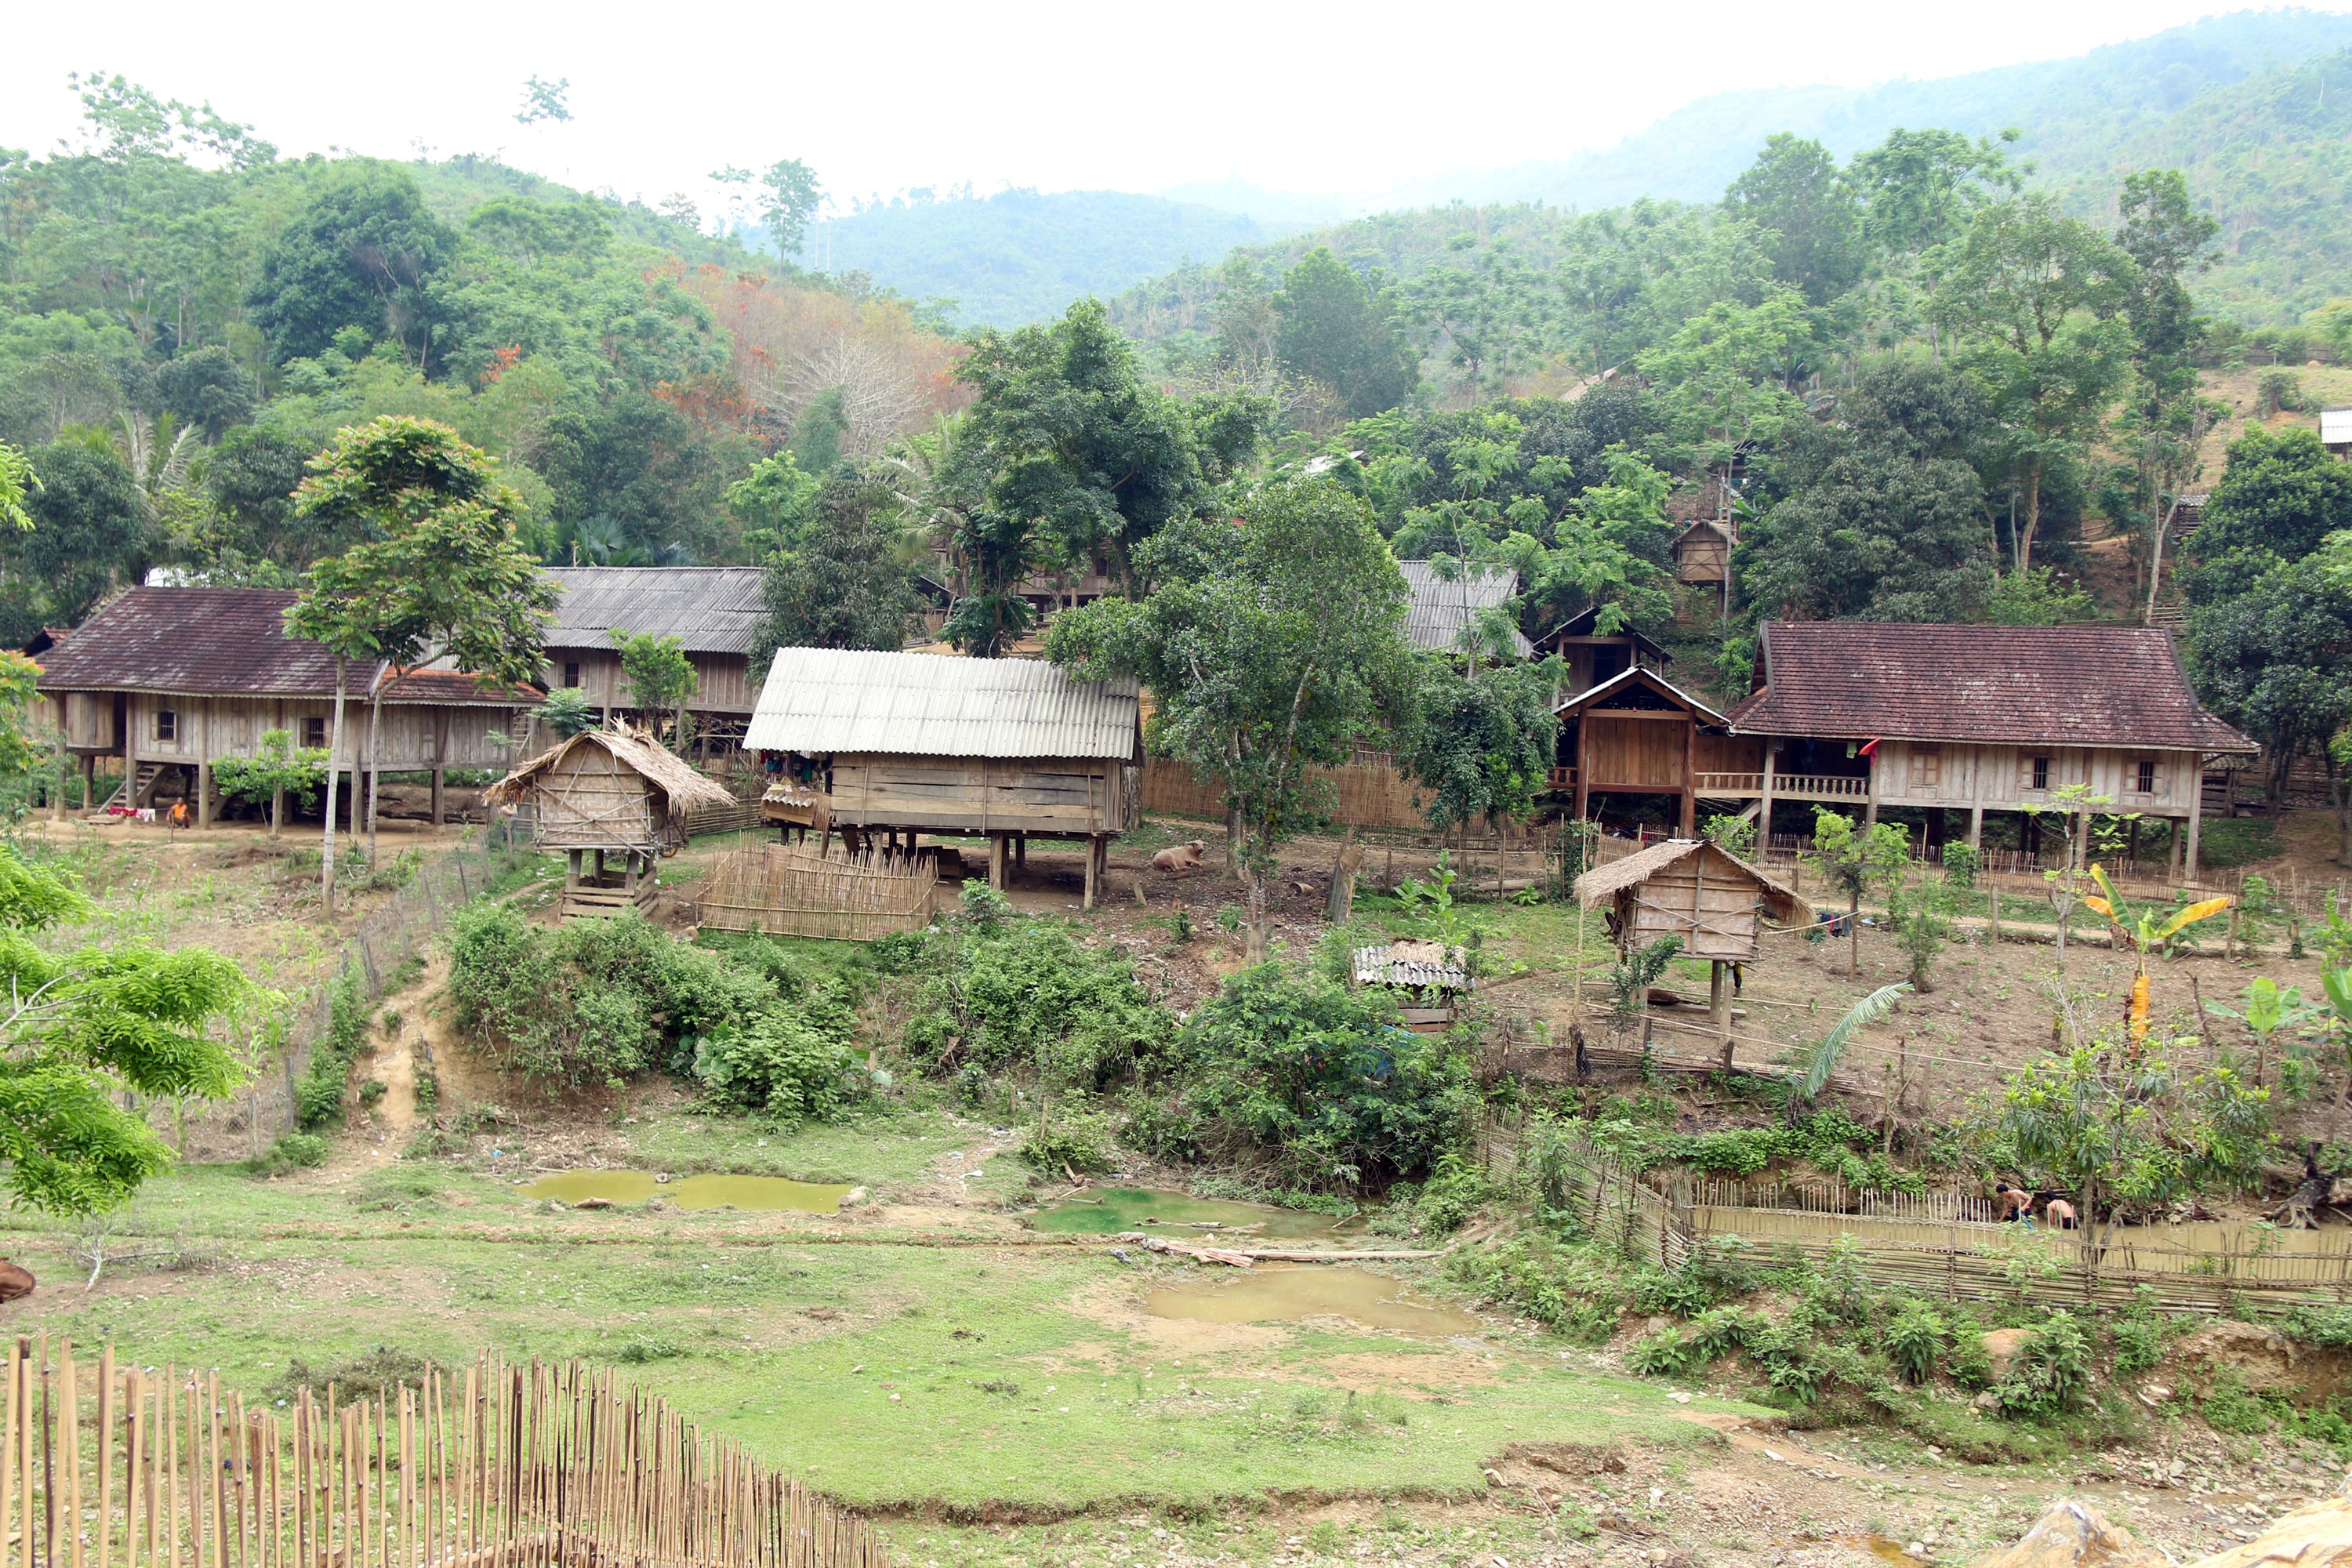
[1409,9,2352,212]
[816,189,1270,328]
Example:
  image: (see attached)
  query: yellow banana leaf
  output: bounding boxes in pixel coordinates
[2089,864,2121,905]
[2084,895,2114,917]
[2129,973,2151,1040]
[2153,895,2234,940]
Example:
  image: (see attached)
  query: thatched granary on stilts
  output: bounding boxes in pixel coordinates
[1572,839,1809,1065]
[485,722,738,920]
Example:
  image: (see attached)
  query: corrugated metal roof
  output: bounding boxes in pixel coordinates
[543,568,765,655]
[33,588,535,705]
[1726,621,2259,753]
[746,648,1140,760]
[2323,408,2352,445]
[1399,561,1534,657]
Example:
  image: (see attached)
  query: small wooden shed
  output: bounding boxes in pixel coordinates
[1572,839,1808,1062]
[1352,938,1473,1033]
[486,722,738,919]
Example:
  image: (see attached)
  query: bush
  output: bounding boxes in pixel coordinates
[692,1010,862,1122]
[1015,1099,1115,1175]
[1885,1300,1946,1385]
[1130,963,1477,1190]
[249,1131,330,1176]
[1444,1233,1624,1340]
[1994,1312,2091,1417]
[295,960,370,1127]
[881,919,1169,1091]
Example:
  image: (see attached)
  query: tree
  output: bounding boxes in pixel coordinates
[0,443,37,534]
[249,163,458,368]
[760,159,822,259]
[1640,291,1813,525]
[1274,249,1418,417]
[287,416,557,906]
[0,846,248,1215]
[20,437,144,624]
[1047,479,1415,960]
[2188,553,2352,808]
[725,450,823,557]
[1805,808,1911,977]
[947,299,1268,642]
[201,425,314,571]
[209,728,328,837]
[2116,169,2220,622]
[608,629,696,750]
[148,345,256,441]
[1992,1033,2270,1246]
[531,688,597,740]
[2187,425,2352,582]
[754,470,918,659]
[1931,194,2132,574]
[1399,655,1562,851]
[1722,134,1862,306]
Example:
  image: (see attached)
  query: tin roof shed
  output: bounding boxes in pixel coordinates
[541,568,765,655]
[746,648,1141,760]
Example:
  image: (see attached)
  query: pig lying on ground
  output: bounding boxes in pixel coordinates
[0,1258,33,1303]
[1151,840,1208,876]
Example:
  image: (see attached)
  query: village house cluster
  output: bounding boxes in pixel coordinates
[27,563,2255,891]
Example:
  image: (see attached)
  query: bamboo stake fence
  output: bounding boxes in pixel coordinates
[696,844,935,943]
[0,1339,886,1568]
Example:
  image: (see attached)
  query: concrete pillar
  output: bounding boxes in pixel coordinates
[567,850,583,889]
[1967,803,1984,851]
[593,848,607,883]
[271,785,285,835]
[625,851,640,895]
[1758,747,1777,854]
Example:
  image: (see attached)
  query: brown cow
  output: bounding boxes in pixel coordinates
[0,1257,34,1303]
[1151,840,1208,876]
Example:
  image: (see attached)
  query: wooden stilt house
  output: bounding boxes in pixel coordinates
[1572,838,1808,1064]
[746,648,1142,907]
[486,722,738,920]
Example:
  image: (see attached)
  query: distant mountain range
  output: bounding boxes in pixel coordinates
[815,9,2352,328]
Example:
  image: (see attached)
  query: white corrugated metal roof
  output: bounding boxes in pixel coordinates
[746,648,1140,760]
[2324,408,2352,446]
[1399,561,1534,657]
[542,568,766,655]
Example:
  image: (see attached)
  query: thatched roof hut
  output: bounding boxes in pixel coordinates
[486,722,737,855]
[1572,839,1808,963]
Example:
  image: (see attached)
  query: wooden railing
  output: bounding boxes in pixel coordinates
[1691,772,1762,796]
[0,1341,887,1568]
[1768,773,1871,800]
[1545,767,1577,789]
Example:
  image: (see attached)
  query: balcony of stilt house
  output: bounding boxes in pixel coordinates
[484,720,738,921]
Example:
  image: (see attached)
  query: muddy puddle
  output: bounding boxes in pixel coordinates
[521,1170,853,1212]
[1029,1186,1356,1239]
[1145,1265,1479,1335]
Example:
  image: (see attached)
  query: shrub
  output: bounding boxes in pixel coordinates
[2201,1371,2278,1436]
[249,1131,329,1176]
[1015,1098,1115,1175]
[1134,963,1476,1190]
[882,920,1167,1091]
[958,882,1010,934]
[692,1010,862,1122]
[1443,1233,1624,1341]
[1994,1312,2091,1417]
[295,960,370,1127]
[1629,1330,1698,1377]
[1884,1300,1946,1385]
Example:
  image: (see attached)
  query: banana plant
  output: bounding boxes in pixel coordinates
[1790,982,1913,1109]
[2311,967,2352,1106]
[2084,865,2234,1043]
[2205,976,2318,1090]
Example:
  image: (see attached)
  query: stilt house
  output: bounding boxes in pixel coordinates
[1534,606,1671,693]
[485,721,738,919]
[746,648,1142,906]
[1553,667,1765,836]
[34,587,535,826]
[1723,622,2259,879]
[539,568,766,756]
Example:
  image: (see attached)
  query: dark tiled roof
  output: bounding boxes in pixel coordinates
[1726,621,2258,753]
[542,567,765,655]
[36,587,538,706]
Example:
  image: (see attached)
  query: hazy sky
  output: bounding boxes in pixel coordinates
[3,1,2345,218]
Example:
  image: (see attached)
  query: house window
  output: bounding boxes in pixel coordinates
[563,661,582,689]
[2029,755,2050,791]
[303,717,328,750]
[154,709,176,742]
[1908,745,1943,789]
[2136,758,2158,794]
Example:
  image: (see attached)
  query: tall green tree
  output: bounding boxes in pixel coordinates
[1046,478,1414,960]
[287,416,557,904]
[1399,656,1562,849]
[2116,169,2221,621]
[19,436,143,627]
[249,163,458,368]
[609,629,697,750]
[753,469,919,660]
[1930,194,2132,574]
[1722,134,1862,306]
[1274,249,1418,417]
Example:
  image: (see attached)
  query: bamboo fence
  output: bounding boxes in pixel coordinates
[0,1339,886,1568]
[1553,1145,2352,1315]
[695,844,935,943]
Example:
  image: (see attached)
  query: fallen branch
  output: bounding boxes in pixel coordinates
[1116,1231,1255,1267]
[1233,1247,1444,1261]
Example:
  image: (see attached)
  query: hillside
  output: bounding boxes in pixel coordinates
[817,188,1272,328]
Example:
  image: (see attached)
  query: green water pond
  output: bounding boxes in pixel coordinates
[1025,1186,1356,1239]
[519,1170,853,1212]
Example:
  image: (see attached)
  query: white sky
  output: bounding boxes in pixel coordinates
[2,2,2343,217]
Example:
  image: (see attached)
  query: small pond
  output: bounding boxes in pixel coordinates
[520,1170,853,1213]
[1026,1186,1355,1240]
[1145,1265,1479,1335]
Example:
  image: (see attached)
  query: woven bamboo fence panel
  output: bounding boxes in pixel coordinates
[1138,756,1432,832]
[0,1339,887,1568]
[696,844,935,942]
[1554,1147,2352,1315]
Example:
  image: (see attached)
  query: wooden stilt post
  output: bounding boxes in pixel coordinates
[1711,959,1730,1069]
[566,850,581,889]
[989,833,1007,891]
[1083,835,1099,909]
[430,768,445,828]
[1014,833,1026,869]
[2187,796,2204,886]
[81,753,94,811]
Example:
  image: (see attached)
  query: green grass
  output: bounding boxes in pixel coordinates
[2195,818,2279,871]
[0,1116,1759,1520]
